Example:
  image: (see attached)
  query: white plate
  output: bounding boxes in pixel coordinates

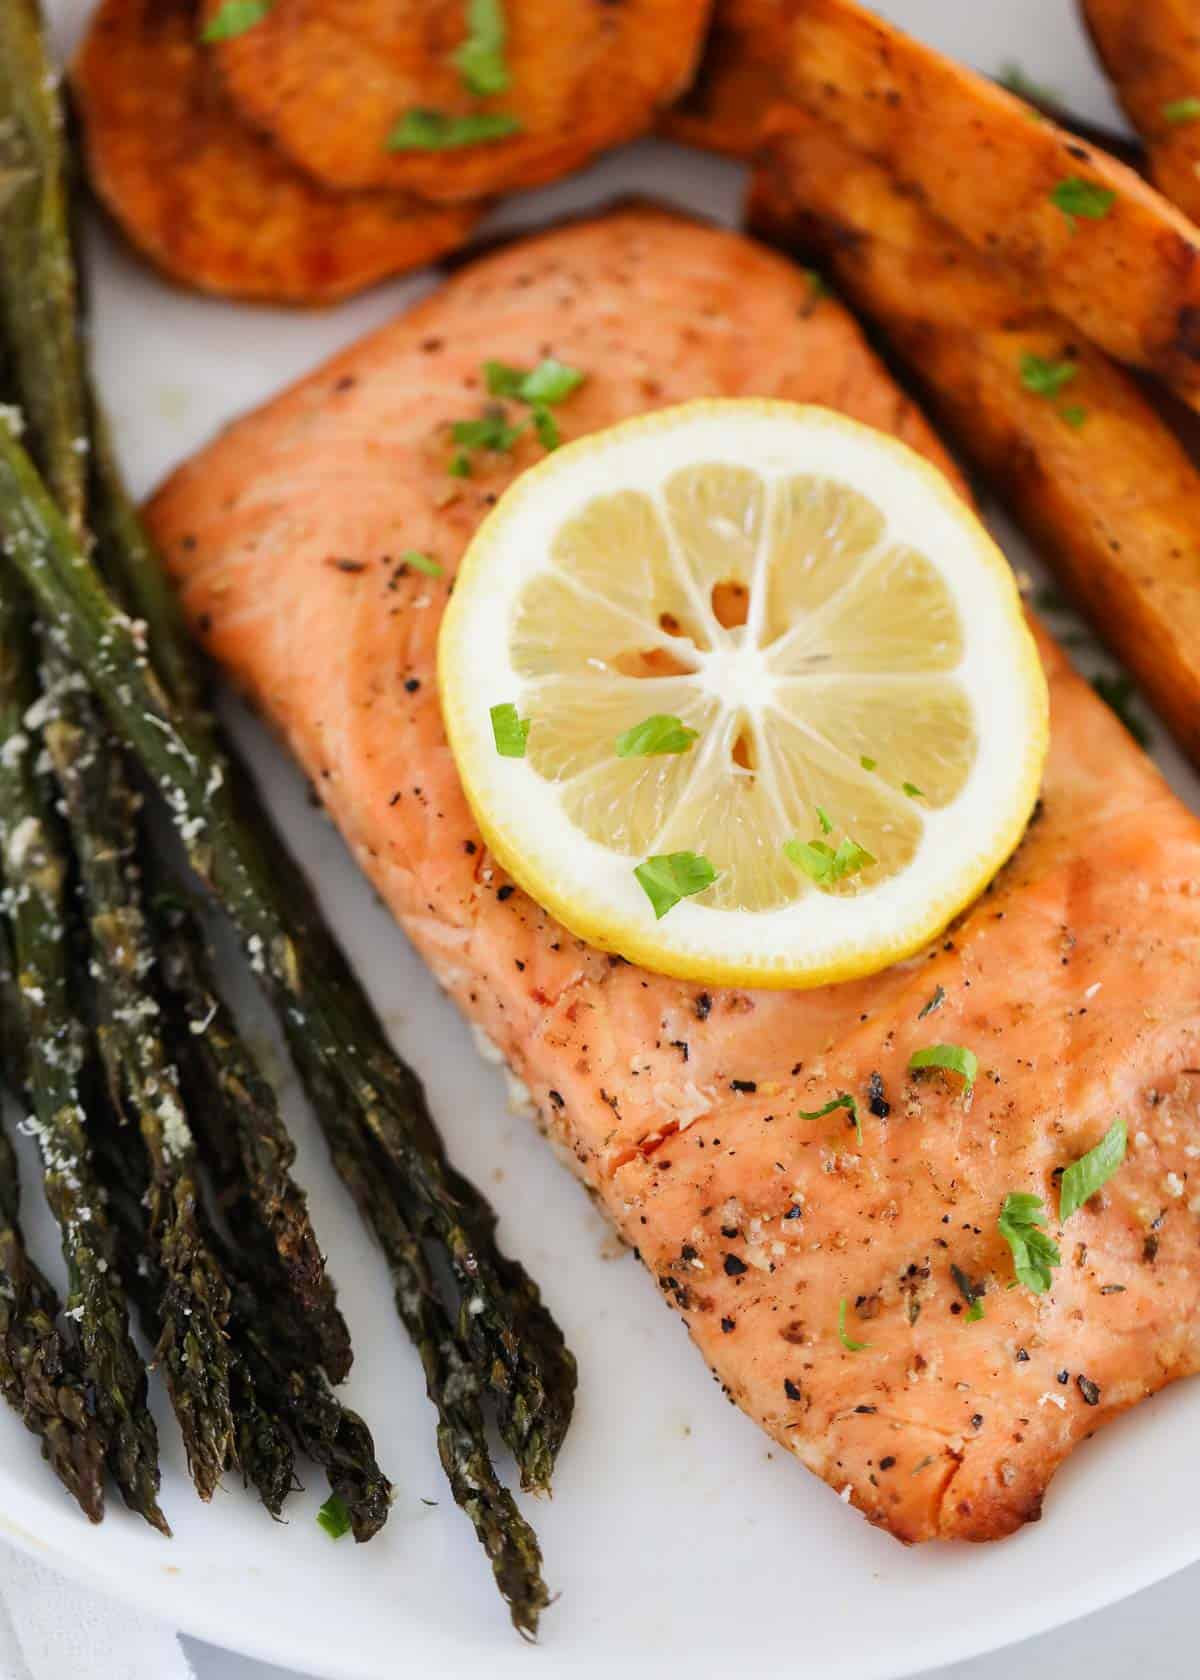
[12,5,1199,1678]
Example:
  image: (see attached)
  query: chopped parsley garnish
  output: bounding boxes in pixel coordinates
[1059,1117,1126,1222]
[1091,670,1150,746]
[448,451,472,478]
[201,0,271,40]
[634,851,717,919]
[1020,353,1078,397]
[453,0,510,96]
[614,714,698,758]
[484,356,585,406]
[1060,403,1088,430]
[917,984,945,1020]
[859,754,877,771]
[402,550,442,577]
[998,1191,1060,1294]
[1163,96,1200,126]
[386,109,521,152]
[908,1042,978,1095]
[1050,177,1116,224]
[531,407,560,451]
[784,835,875,887]
[481,361,526,398]
[452,411,526,453]
[803,268,829,298]
[520,357,585,406]
[490,701,530,758]
[837,1296,870,1352]
[316,1493,352,1539]
[468,357,584,461]
[797,1091,861,1146]
[901,781,925,799]
[965,1294,985,1323]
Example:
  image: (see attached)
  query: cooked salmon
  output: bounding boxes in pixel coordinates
[146,210,1200,1544]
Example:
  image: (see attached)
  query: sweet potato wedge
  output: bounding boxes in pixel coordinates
[201,0,713,204]
[72,0,482,305]
[779,0,1200,410]
[751,106,1200,768]
[1083,0,1200,221]
[659,0,791,157]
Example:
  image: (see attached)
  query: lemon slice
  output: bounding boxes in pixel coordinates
[439,401,1048,988]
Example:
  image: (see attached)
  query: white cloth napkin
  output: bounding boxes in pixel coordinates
[0,1543,194,1680]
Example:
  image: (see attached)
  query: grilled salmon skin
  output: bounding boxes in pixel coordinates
[147,211,1200,1544]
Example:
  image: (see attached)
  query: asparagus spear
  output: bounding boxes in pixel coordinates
[40,682,237,1501]
[91,1049,390,1538]
[87,400,206,721]
[0,0,88,534]
[223,1272,389,1542]
[152,885,352,1384]
[295,1049,547,1631]
[0,919,107,1523]
[24,422,576,1493]
[0,0,245,1502]
[88,1094,298,1520]
[0,1116,108,1524]
[0,576,165,1533]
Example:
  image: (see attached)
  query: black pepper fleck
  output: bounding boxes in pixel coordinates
[723,1254,748,1276]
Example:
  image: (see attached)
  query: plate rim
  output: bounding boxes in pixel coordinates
[2,1477,1198,1680]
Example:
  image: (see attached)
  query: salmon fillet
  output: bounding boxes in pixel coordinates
[147,210,1200,1544]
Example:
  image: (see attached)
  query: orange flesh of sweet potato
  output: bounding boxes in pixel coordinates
[202,0,713,203]
[1083,0,1200,222]
[779,0,1200,409]
[659,0,792,156]
[752,105,1200,769]
[72,0,482,305]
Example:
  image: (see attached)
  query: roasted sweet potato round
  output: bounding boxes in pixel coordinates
[200,0,713,203]
[72,0,483,305]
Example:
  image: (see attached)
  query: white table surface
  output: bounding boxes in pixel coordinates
[184,1558,1200,1680]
